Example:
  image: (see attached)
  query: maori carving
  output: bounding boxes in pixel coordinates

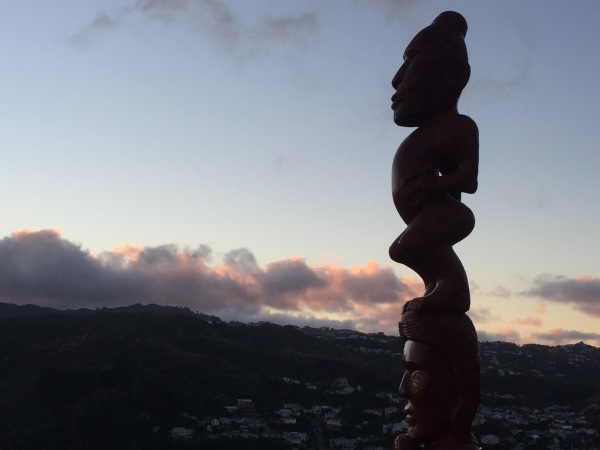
[390,11,481,450]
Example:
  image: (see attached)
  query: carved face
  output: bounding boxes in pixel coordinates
[391,30,456,127]
[399,340,456,444]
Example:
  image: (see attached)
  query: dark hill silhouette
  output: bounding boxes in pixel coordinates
[0,302,599,449]
[0,302,401,449]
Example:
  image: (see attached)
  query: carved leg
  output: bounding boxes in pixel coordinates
[393,198,475,313]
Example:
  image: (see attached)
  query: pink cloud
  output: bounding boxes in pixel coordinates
[0,230,421,334]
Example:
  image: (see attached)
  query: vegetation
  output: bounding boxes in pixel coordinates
[0,303,599,449]
[0,304,401,449]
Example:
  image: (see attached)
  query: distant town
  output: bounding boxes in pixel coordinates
[1,303,598,449]
[160,320,600,449]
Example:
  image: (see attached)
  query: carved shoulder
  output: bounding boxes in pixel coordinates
[437,114,479,162]
[447,114,478,143]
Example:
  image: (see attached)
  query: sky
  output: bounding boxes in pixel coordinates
[2,1,600,346]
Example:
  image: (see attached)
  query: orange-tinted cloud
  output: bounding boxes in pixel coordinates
[0,229,421,334]
[526,274,600,317]
[12,228,62,237]
[535,301,547,314]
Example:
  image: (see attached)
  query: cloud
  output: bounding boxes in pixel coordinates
[0,230,420,334]
[0,229,141,306]
[486,286,512,298]
[253,12,318,42]
[477,327,521,344]
[512,316,543,327]
[468,306,501,323]
[68,0,424,54]
[525,274,600,317]
[530,328,600,347]
[68,7,132,46]
[69,0,320,53]
[350,0,418,22]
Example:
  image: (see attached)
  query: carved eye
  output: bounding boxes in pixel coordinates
[403,49,418,62]
[411,370,429,395]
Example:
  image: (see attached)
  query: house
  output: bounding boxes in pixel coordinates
[481,435,500,445]
[237,399,255,413]
[276,408,293,417]
[239,431,258,439]
[338,386,355,395]
[324,410,339,420]
[282,376,300,384]
[329,436,360,448]
[385,406,400,416]
[326,418,342,431]
[206,419,220,431]
[241,417,265,429]
[376,392,393,399]
[285,432,308,444]
[169,427,194,440]
[392,421,408,433]
[332,377,350,388]
[283,403,303,414]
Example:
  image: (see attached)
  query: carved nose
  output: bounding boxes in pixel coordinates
[392,64,407,89]
[392,72,402,89]
[399,372,411,397]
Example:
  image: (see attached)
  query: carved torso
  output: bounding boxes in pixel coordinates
[391,112,478,223]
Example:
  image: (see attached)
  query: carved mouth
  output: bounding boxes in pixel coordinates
[405,404,417,426]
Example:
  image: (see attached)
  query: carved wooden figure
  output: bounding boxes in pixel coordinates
[390,11,478,314]
[390,11,481,449]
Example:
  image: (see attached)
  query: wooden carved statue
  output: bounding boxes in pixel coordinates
[390,11,478,314]
[390,11,481,450]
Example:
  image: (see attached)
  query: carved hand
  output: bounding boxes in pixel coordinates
[393,434,420,450]
[402,173,437,210]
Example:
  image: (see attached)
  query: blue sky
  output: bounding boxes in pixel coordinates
[2,1,600,345]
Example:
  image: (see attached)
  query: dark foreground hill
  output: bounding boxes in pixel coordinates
[1,302,599,449]
[0,303,403,449]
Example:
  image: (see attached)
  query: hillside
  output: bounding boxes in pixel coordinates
[0,303,402,449]
[0,303,599,449]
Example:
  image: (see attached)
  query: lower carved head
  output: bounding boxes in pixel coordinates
[398,310,480,445]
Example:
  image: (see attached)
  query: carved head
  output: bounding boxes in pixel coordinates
[398,310,480,446]
[391,11,471,127]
